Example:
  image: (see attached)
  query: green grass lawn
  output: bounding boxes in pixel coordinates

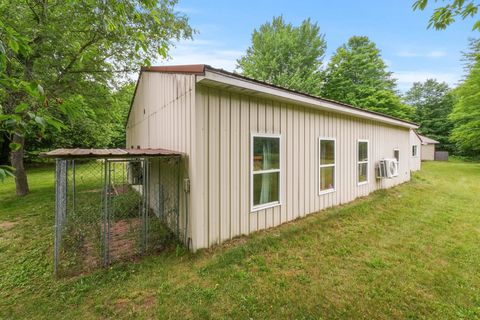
[1,161,480,319]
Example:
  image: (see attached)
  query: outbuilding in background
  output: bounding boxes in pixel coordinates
[418,134,440,161]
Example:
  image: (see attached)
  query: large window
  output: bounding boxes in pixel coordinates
[319,138,335,194]
[412,145,418,157]
[358,140,369,185]
[251,134,281,211]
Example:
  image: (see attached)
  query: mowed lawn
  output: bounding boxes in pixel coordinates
[1,161,480,319]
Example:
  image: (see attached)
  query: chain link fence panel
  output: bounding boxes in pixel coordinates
[53,156,183,276]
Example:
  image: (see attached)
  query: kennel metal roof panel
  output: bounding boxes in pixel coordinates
[41,148,182,159]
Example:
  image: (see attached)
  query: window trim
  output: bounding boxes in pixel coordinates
[318,137,336,195]
[412,145,418,157]
[250,133,282,212]
[357,139,369,186]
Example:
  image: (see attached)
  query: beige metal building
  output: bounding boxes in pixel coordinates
[126,64,420,251]
[418,134,439,161]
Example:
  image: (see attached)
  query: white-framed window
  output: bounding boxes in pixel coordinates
[412,145,418,157]
[319,138,336,194]
[393,148,400,167]
[357,140,369,185]
[251,133,281,212]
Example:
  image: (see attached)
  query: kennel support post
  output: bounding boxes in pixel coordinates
[141,157,149,255]
[102,159,109,266]
[54,159,68,275]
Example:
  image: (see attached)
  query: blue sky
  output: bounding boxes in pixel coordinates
[158,0,478,92]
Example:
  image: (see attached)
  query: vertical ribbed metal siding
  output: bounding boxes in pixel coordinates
[126,72,196,245]
[126,72,195,152]
[193,84,412,250]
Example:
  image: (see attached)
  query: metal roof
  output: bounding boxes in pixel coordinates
[40,148,182,159]
[133,64,418,129]
[418,134,440,144]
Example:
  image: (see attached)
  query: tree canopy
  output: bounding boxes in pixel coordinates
[31,82,135,152]
[237,16,326,95]
[462,38,480,73]
[0,0,193,195]
[322,36,414,120]
[449,57,480,156]
[413,0,480,31]
[404,79,455,151]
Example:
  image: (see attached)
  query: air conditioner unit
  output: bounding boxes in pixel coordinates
[377,159,398,179]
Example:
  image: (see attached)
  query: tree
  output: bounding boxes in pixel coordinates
[413,0,480,31]
[322,36,414,120]
[31,82,135,151]
[109,83,136,148]
[0,0,193,195]
[237,16,326,95]
[449,59,480,156]
[462,38,480,72]
[404,79,455,151]
[0,21,57,191]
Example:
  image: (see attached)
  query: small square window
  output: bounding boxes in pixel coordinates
[394,149,400,163]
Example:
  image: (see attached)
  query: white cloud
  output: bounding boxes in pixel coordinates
[155,39,244,71]
[426,50,447,58]
[397,50,447,58]
[393,70,460,91]
[397,50,418,57]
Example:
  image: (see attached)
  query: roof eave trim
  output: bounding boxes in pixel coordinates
[198,69,419,129]
[140,64,206,75]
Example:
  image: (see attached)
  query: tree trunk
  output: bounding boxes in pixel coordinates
[10,134,29,196]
